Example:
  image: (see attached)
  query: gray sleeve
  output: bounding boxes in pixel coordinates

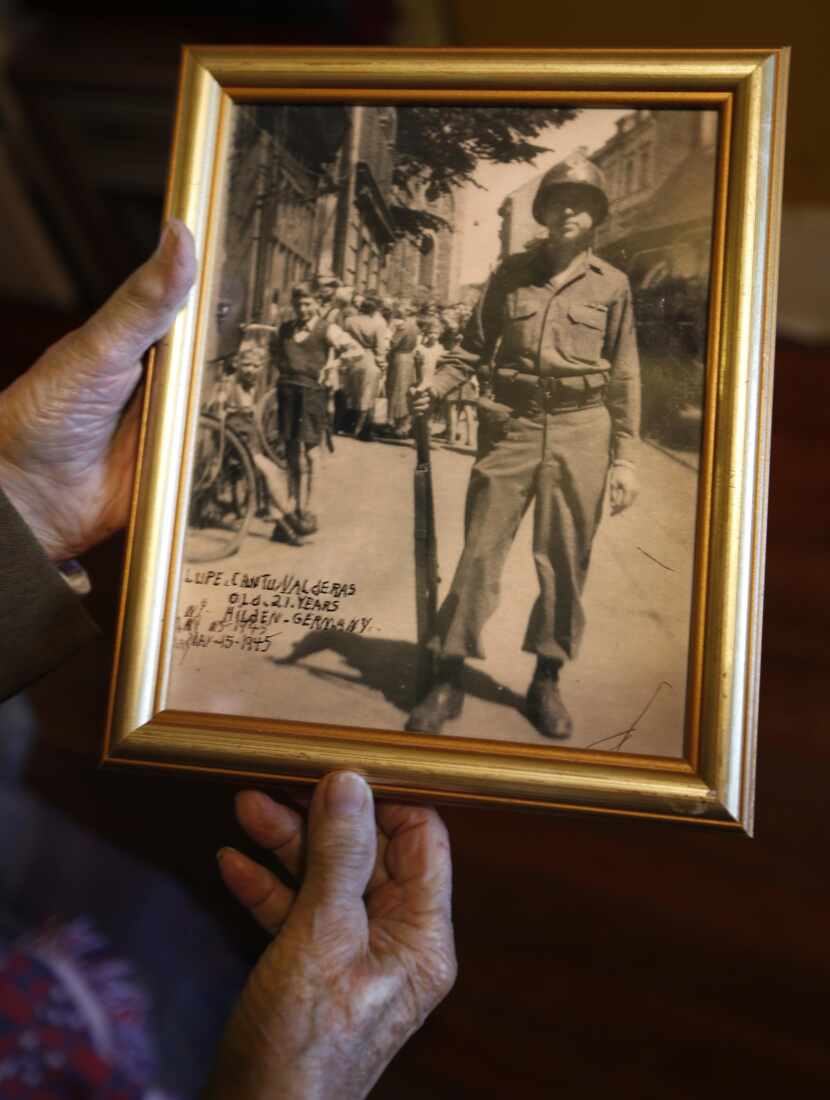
[604,278,641,464]
[0,488,98,702]
[462,272,506,366]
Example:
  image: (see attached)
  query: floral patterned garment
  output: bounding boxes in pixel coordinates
[0,919,180,1099]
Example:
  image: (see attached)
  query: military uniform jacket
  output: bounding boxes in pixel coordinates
[433,245,641,464]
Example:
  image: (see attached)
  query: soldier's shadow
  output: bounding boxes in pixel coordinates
[271,630,525,715]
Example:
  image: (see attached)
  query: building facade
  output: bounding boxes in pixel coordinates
[386,186,462,305]
[212,105,349,363]
[211,103,465,378]
[317,105,399,293]
[214,104,401,354]
[592,107,718,283]
[497,109,717,276]
[593,110,718,442]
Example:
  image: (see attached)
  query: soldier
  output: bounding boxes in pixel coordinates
[407,152,641,739]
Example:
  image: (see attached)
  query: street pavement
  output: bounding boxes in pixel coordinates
[170,432,698,760]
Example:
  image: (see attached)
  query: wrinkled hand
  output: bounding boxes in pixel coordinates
[210,772,456,1100]
[0,221,196,560]
[609,463,639,515]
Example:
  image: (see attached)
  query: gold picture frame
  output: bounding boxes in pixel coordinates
[103,47,788,833]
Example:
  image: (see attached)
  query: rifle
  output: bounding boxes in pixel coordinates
[412,411,440,697]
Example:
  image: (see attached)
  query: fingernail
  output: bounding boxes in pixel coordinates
[216,846,237,864]
[248,790,279,825]
[325,771,369,816]
[156,218,182,258]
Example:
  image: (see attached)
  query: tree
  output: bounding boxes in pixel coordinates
[390,106,580,242]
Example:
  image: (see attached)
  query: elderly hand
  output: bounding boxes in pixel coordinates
[609,463,639,515]
[0,221,196,560]
[209,772,456,1100]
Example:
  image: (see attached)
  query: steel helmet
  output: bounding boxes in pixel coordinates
[532,152,609,227]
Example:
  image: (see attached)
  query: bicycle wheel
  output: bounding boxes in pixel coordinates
[186,414,256,562]
[255,389,286,469]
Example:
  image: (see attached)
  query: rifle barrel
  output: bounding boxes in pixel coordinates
[412,413,439,653]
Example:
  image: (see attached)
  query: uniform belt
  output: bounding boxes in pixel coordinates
[492,368,608,414]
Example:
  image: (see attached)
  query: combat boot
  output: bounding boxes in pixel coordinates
[270,512,303,546]
[526,658,573,739]
[405,659,465,734]
[293,510,319,536]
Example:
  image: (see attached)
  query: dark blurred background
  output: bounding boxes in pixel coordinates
[1,3,829,1097]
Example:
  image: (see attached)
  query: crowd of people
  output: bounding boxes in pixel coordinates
[207,272,481,546]
[321,278,478,446]
[270,272,480,445]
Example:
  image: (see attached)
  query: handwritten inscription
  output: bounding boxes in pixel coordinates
[175,572,373,663]
[183,569,357,597]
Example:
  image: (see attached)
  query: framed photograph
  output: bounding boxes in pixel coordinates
[103,47,788,832]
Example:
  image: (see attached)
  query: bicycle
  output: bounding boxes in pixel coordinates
[185,410,259,563]
[254,387,285,469]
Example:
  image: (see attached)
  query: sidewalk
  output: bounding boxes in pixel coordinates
[170,435,699,761]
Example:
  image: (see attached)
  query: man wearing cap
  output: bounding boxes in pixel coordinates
[407,152,640,739]
[314,272,344,324]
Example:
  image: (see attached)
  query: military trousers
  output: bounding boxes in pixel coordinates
[430,402,612,664]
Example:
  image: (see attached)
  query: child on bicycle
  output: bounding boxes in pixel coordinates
[206,341,302,545]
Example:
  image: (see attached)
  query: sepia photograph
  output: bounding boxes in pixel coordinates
[167,99,718,760]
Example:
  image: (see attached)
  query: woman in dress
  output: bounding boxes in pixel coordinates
[385,300,419,438]
[343,296,389,440]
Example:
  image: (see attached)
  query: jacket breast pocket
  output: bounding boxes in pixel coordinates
[565,303,607,364]
[504,290,540,352]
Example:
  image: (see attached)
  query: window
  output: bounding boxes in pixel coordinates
[640,145,652,189]
[608,162,619,199]
[418,234,436,289]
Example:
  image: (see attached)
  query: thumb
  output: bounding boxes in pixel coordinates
[295,772,376,923]
[61,218,197,382]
